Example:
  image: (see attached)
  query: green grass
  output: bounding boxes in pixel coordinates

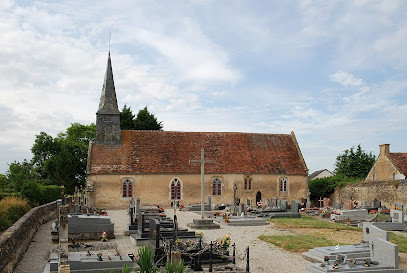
[378,214,389,220]
[259,234,337,252]
[269,215,361,231]
[390,232,407,253]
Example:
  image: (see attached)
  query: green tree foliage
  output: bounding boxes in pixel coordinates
[30,123,96,193]
[308,175,363,199]
[134,107,163,130]
[6,160,41,192]
[120,104,136,130]
[120,105,163,130]
[0,174,7,193]
[334,144,376,178]
[20,181,60,205]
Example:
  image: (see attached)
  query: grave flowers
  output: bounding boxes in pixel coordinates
[213,235,231,257]
[101,231,108,242]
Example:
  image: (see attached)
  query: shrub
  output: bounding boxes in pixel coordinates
[42,185,61,203]
[21,181,43,205]
[0,196,31,232]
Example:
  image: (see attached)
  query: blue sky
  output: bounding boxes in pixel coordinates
[1,0,407,175]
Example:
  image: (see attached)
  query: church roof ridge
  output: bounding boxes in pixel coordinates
[120,130,292,136]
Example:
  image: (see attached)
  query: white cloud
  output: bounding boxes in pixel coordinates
[329,71,364,88]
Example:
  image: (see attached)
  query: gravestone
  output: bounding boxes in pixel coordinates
[333,201,342,210]
[323,198,330,208]
[373,199,381,209]
[395,202,404,211]
[343,199,353,210]
[135,197,141,216]
[264,198,270,207]
[207,195,212,209]
[330,209,369,221]
[270,197,277,207]
[369,224,400,270]
[364,200,373,208]
[280,200,288,211]
[291,200,300,213]
[238,203,245,215]
[391,209,405,224]
[276,199,281,208]
[149,218,160,251]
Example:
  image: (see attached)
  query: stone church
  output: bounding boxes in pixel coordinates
[86,53,309,209]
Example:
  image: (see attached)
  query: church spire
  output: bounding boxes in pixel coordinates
[97,52,120,115]
[95,52,122,145]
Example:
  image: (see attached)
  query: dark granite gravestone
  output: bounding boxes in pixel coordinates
[280,200,288,211]
[373,199,381,209]
[149,218,160,251]
[291,200,300,213]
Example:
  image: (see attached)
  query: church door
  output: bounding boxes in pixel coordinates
[256,191,262,204]
[171,178,181,200]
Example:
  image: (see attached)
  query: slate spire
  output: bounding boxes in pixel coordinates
[95,52,122,145]
[97,52,120,115]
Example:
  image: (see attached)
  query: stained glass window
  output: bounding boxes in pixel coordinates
[280,177,288,192]
[122,179,133,197]
[212,178,222,195]
[171,178,181,200]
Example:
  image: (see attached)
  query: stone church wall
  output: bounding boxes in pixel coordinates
[88,173,308,209]
[0,200,59,273]
[330,179,407,208]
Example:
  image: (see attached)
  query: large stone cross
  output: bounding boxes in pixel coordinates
[190,148,216,219]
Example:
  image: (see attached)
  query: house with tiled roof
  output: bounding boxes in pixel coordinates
[365,144,407,182]
[308,169,334,181]
[86,53,309,209]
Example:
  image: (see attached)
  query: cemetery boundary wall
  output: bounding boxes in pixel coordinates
[331,179,407,208]
[0,197,72,273]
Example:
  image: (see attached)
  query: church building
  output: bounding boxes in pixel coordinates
[86,53,309,209]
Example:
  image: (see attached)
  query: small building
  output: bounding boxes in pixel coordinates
[365,144,407,182]
[308,169,334,181]
[86,53,309,209]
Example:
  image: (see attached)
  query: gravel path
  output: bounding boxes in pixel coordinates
[14,209,312,273]
[14,220,58,273]
[165,209,312,273]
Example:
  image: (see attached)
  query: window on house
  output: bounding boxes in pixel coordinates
[122,179,133,197]
[244,175,252,190]
[212,178,222,195]
[280,177,288,192]
[171,178,181,200]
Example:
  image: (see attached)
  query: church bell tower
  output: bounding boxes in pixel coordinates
[95,52,122,145]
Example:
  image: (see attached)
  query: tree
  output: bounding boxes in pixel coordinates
[134,107,163,130]
[0,174,7,193]
[30,123,96,193]
[120,104,136,130]
[6,160,41,192]
[334,144,376,178]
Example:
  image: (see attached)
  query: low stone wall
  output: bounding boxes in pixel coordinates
[330,179,407,208]
[0,201,57,273]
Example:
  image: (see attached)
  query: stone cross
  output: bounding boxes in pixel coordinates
[232,184,238,214]
[190,148,216,219]
[318,196,324,208]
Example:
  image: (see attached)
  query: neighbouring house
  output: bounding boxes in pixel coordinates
[308,169,334,181]
[86,53,309,209]
[365,144,407,182]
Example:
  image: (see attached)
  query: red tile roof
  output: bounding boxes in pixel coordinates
[87,131,308,175]
[389,153,407,176]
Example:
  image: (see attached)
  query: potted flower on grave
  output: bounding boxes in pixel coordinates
[101,231,108,242]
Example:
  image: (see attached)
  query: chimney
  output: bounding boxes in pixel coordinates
[379,144,390,155]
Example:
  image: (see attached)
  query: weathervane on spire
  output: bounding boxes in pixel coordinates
[109,32,111,52]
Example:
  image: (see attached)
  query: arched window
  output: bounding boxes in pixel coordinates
[212,178,222,196]
[244,175,252,190]
[122,179,133,197]
[280,177,288,192]
[170,178,181,200]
